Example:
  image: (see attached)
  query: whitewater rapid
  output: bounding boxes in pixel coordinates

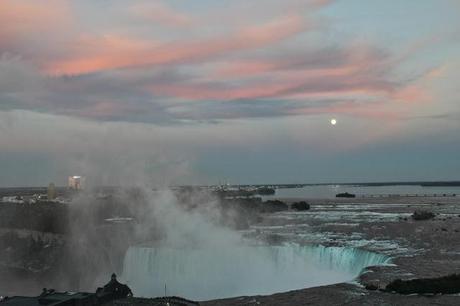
[121,243,390,300]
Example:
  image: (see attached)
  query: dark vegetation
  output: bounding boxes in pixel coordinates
[218,198,288,229]
[411,210,435,221]
[0,202,68,233]
[174,186,286,229]
[256,187,276,195]
[420,181,460,187]
[336,192,356,198]
[386,274,460,294]
[365,284,379,291]
[220,198,287,213]
[0,231,64,274]
[213,187,275,198]
[291,201,310,211]
[261,200,289,212]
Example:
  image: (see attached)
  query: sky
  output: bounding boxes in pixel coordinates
[0,0,459,187]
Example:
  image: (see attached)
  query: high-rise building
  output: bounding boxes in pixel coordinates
[68,176,85,190]
[47,183,57,200]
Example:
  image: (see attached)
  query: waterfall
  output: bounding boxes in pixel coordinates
[121,243,390,300]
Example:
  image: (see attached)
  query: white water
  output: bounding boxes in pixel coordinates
[121,243,390,300]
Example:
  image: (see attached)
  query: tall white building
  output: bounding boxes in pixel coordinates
[68,176,85,190]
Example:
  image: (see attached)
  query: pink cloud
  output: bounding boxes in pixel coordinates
[0,0,70,32]
[291,100,404,122]
[130,2,194,27]
[0,0,441,126]
[392,85,430,104]
[213,43,388,78]
[147,68,395,102]
[150,82,291,101]
[0,0,72,48]
[41,14,306,75]
[41,35,160,75]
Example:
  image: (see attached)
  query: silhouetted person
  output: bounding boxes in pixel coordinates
[40,288,47,296]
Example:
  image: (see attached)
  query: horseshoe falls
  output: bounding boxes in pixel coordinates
[121,243,390,300]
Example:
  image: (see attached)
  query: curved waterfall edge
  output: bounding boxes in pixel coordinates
[120,243,392,300]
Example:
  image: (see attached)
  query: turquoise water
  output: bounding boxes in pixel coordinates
[121,244,390,300]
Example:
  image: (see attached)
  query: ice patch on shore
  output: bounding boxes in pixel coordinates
[121,243,390,300]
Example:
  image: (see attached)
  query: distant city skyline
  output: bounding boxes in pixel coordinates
[1,0,459,187]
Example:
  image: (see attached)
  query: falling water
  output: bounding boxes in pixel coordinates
[121,243,390,300]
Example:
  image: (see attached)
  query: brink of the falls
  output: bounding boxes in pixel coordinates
[121,243,390,300]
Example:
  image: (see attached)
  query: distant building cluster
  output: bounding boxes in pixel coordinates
[1,182,69,205]
[1,195,40,204]
[1,192,68,205]
[0,193,66,204]
[0,175,87,205]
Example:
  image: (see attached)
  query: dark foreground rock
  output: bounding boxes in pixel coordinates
[113,297,199,305]
[262,200,288,212]
[256,187,276,195]
[336,192,356,198]
[385,274,460,294]
[291,201,310,211]
[0,274,133,306]
[411,210,435,220]
[201,283,460,306]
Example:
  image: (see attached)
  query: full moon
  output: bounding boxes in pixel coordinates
[330,118,337,125]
